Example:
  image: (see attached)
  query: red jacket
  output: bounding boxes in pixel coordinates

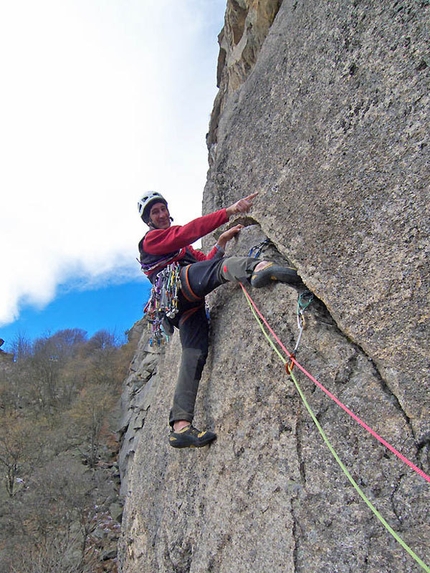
[139,209,229,281]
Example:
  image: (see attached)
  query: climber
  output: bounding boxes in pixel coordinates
[138,190,301,449]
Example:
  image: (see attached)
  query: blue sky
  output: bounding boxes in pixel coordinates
[0,0,226,350]
[0,280,151,350]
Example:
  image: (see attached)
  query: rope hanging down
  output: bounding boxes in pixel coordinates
[240,284,429,573]
[241,284,430,484]
[243,241,430,482]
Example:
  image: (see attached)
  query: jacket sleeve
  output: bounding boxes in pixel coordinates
[206,245,224,260]
[187,246,209,262]
[186,244,224,262]
[143,209,229,255]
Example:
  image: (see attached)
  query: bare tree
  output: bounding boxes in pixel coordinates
[0,415,39,497]
[68,384,117,468]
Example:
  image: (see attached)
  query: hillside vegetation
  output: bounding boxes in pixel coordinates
[0,327,138,573]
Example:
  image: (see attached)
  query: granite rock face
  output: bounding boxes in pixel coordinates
[205,0,429,442]
[209,0,282,146]
[118,1,429,571]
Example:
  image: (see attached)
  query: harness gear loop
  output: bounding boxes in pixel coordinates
[144,263,181,346]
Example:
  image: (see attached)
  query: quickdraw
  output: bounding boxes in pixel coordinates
[240,283,430,571]
[144,263,181,346]
[286,290,314,374]
[248,238,272,259]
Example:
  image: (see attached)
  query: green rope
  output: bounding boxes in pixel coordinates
[242,289,430,573]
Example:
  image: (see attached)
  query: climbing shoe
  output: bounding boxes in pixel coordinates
[169,425,217,449]
[251,262,300,288]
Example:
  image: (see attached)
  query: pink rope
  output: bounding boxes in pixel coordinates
[240,285,430,484]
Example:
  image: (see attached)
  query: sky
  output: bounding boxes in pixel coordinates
[0,0,226,350]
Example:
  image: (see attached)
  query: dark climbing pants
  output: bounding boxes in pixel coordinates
[168,256,260,427]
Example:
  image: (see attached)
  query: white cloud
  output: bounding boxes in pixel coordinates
[0,0,226,325]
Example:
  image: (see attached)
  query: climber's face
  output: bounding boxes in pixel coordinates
[149,202,171,229]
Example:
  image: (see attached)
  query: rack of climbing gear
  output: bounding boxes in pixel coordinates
[144,263,181,346]
[286,290,314,374]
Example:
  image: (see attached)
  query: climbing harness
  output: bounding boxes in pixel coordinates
[137,249,182,276]
[286,290,314,374]
[144,263,181,346]
[240,283,430,572]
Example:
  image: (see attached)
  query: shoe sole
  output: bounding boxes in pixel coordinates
[251,266,301,288]
[169,434,217,449]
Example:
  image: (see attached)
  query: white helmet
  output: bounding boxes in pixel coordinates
[137,191,168,223]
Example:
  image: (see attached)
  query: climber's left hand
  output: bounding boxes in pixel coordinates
[217,224,244,249]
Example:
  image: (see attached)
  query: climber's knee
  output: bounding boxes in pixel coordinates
[219,256,259,284]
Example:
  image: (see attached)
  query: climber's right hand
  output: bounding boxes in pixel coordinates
[226,192,258,217]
